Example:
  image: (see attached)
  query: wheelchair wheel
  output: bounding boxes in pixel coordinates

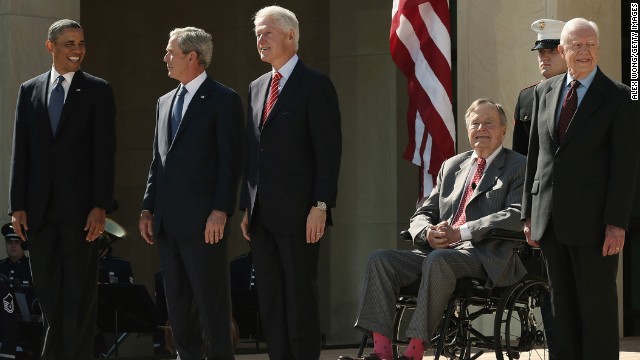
[494,278,549,360]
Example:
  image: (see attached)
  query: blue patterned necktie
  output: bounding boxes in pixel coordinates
[48,75,65,135]
[170,86,188,140]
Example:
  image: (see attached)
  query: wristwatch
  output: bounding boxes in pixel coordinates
[314,201,328,211]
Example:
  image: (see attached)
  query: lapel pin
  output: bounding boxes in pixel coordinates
[76,89,82,92]
[200,95,205,99]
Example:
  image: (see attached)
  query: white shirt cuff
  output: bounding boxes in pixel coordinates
[459,224,472,241]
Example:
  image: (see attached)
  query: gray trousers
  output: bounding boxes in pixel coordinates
[354,246,486,344]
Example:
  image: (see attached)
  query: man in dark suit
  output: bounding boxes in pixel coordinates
[523,18,640,360]
[139,26,243,360]
[8,19,116,360]
[512,19,567,155]
[239,5,342,360]
[340,99,526,360]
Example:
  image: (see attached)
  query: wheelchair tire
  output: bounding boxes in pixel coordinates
[493,278,550,360]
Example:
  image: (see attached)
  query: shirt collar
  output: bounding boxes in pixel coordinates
[471,145,503,167]
[272,54,299,81]
[50,67,76,86]
[566,66,597,89]
[182,71,208,94]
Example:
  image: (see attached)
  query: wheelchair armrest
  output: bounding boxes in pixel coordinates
[486,229,526,243]
[399,230,412,242]
[401,229,525,243]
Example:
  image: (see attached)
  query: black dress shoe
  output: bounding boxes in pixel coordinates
[337,353,383,360]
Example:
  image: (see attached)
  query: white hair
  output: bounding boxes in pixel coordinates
[254,6,300,51]
[560,18,599,45]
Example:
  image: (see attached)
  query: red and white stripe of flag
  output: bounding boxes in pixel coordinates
[390,0,455,202]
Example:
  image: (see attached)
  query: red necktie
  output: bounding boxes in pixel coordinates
[262,71,282,124]
[452,158,486,227]
[557,80,581,143]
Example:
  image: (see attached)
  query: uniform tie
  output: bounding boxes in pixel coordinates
[171,86,188,140]
[262,71,282,124]
[557,80,581,143]
[452,157,486,227]
[48,75,65,135]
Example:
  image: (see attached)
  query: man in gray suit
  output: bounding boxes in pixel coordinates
[340,99,527,360]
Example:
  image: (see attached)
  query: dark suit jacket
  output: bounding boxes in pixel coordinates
[408,148,528,288]
[522,68,640,244]
[512,83,536,155]
[8,70,116,228]
[240,60,341,234]
[143,76,244,238]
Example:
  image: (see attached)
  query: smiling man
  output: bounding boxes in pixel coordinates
[240,5,342,360]
[523,18,640,360]
[8,19,116,360]
[339,99,526,360]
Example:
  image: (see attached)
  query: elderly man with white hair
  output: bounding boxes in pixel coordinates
[523,18,640,360]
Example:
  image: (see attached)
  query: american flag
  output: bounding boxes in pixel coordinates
[390,0,455,200]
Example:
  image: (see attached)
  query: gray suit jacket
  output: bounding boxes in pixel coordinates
[408,148,527,287]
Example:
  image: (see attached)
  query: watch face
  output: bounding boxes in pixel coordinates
[316,201,327,210]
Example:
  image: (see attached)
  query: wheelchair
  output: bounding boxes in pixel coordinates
[357,229,551,360]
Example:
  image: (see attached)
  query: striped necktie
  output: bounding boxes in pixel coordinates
[262,72,282,124]
[557,80,581,143]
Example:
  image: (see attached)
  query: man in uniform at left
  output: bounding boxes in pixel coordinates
[0,223,33,296]
[0,223,36,359]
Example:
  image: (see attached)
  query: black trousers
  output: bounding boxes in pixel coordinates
[157,225,234,360]
[540,222,620,360]
[28,220,99,360]
[249,204,321,360]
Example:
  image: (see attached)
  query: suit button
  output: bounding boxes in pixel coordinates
[260,148,264,153]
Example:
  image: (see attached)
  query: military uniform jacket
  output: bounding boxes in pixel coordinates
[512,83,537,155]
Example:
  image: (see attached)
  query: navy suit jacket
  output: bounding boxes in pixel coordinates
[523,68,640,244]
[240,60,342,235]
[143,76,244,239]
[9,70,116,228]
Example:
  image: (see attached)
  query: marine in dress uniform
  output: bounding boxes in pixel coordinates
[513,19,567,155]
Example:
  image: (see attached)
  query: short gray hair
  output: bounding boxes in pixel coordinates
[169,27,213,68]
[464,98,507,128]
[254,6,300,51]
[48,19,82,42]
[560,18,600,46]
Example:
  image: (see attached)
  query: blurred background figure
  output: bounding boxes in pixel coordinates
[0,223,38,359]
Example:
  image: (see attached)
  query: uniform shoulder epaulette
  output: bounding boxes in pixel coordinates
[522,82,539,90]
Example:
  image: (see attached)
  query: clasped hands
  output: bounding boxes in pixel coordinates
[425,221,462,249]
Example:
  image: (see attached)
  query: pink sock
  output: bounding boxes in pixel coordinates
[403,337,425,360]
[372,332,393,359]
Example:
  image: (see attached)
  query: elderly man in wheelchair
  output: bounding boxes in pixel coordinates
[340,99,549,360]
